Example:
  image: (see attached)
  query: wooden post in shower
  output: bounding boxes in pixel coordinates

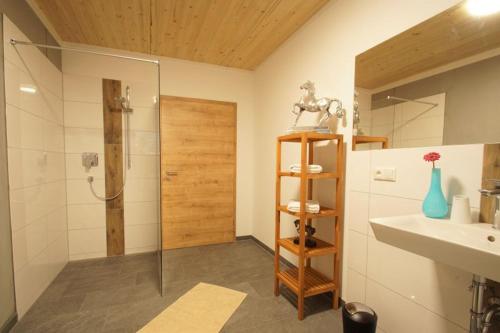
[103,79,125,256]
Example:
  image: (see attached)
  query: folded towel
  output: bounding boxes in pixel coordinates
[287,200,320,213]
[287,200,319,208]
[289,164,323,174]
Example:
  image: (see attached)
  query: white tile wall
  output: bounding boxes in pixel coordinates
[370,94,446,149]
[4,17,68,318]
[68,228,106,259]
[345,144,483,332]
[129,130,159,155]
[127,155,157,179]
[64,127,104,154]
[125,201,158,225]
[349,150,371,192]
[125,224,158,253]
[123,80,158,254]
[347,230,367,275]
[63,70,159,258]
[370,144,483,207]
[66,179,105,205]
[65,169,106,260]
[63,101,103,129]
[131,81,158,250]
[6,104,44,150]
[67,204,106,230]
[63,74,102,103]
[365,279,466,333]
[344,268,366,303]
[366,237,470,328]
[124,178,158,203]
[348,191,369,235]
[129,106,157,131]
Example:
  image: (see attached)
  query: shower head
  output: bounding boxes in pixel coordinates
[115,86,133,113]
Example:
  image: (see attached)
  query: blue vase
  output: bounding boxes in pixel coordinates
[422,168,449,218]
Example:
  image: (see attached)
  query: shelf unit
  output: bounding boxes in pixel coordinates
[352,135,388,150]
[274,132,344,320]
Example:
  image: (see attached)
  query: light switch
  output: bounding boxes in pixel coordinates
[373,167,396,182]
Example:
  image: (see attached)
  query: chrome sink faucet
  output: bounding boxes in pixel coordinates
[479,179,500,229]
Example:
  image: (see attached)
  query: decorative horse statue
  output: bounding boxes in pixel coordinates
[291,81,345,127]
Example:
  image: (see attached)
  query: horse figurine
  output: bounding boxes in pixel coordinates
[291,81,345,127]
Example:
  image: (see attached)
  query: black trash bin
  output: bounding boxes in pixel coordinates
[342,302,377,333]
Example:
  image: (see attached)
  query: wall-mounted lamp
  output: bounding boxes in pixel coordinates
[466,0,500,16]
[19,84,37,94]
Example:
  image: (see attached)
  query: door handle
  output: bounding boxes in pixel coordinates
[166,171,178,176]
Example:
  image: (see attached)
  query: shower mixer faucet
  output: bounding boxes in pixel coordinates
[82,152,98,172]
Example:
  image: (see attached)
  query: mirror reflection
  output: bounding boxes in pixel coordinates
[353,2,500,150]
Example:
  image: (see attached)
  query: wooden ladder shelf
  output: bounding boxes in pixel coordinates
[274,132,344,320]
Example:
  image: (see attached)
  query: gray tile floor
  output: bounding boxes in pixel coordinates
[12,239,342,332]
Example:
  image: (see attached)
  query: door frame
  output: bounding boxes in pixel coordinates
[159,95,237,251]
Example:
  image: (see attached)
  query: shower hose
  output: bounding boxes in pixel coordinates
[87,109,131,201]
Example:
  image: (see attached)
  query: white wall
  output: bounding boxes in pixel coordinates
[345,145,482,332]
[3,16,68,317]
[62,45,255,258]
[252,0,475,332]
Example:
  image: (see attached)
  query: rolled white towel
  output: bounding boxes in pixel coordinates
[287,200,320,213]
[289,164,323,174]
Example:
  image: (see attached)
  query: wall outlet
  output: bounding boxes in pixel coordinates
[373,167,396,182]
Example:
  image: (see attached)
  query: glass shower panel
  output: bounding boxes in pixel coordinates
[1,15,16,324]
[0,82,17,332]
[4,24,163,318]
[119,74,162,289]
[60,51,162,292]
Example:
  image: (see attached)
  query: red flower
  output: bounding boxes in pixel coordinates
[424,152,440,168]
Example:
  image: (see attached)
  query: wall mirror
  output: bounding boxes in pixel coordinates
[352,1,500,151]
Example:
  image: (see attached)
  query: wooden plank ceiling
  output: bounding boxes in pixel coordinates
[356,2,500,89]
[31,0,329,70]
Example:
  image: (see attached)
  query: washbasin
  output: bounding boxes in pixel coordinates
[369,215,500,282]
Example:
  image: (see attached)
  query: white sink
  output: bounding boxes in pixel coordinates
[369,215,500,282]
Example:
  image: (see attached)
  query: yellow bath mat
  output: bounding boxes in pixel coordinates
[138,282,247,333]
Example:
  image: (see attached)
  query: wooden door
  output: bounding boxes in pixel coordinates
[160,96,236,249]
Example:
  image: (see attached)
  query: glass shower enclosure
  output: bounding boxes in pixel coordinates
[9,38,164,293]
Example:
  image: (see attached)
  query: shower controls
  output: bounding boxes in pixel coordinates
[82,152,98,172]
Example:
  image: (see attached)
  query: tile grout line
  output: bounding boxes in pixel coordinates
[366,276,468,331]
[5,57,63,99]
